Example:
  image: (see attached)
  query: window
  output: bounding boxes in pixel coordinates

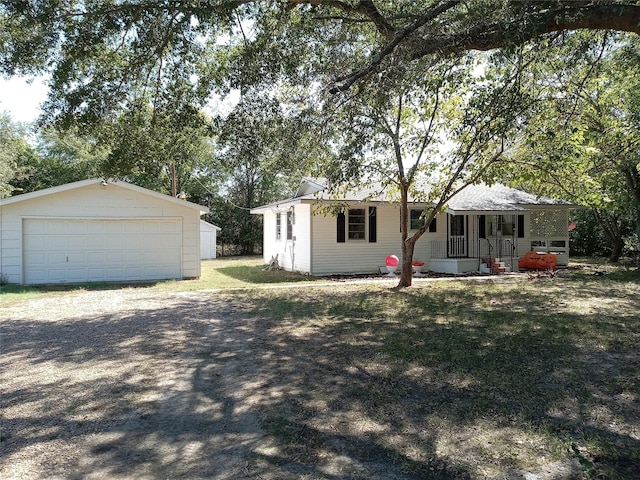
[487,215,515,236]
[286,210,293,240]
[337,207,376,242]
[348,208,366,240]
[276,213,282,240]
[410,209,425,230]
[409,209,436,232]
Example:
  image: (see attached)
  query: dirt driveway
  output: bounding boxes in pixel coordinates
[1,288,430,480]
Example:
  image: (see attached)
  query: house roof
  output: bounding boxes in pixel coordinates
[445,183,573,213]
[251,177,574,214]
[0,178,209,214]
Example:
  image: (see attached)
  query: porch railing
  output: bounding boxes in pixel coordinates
[429,239,467,258]
[429,238,518,265]
[449,236,466,257]
[430,241,447,259]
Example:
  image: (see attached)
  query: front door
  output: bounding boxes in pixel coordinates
[448,214,466,257]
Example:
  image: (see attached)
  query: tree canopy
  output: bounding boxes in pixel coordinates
[2,1,639,127]
[506,32,640,261]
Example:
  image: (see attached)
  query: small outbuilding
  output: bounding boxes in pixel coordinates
[0,179,208,285]
[200,220,221,260]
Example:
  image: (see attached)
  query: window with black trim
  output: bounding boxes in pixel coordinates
[410,209,425,230]
[337,207,376,242]
[409,209,437,232]
[276,213,282,240]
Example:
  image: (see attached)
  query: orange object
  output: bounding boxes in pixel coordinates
[519,251,557,270]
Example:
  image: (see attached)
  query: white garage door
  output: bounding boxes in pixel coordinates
[23,218,182,284]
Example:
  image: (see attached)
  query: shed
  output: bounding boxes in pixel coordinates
[200,220,221,259]
[0,179,208,285]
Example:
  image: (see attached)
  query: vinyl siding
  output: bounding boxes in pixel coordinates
[261,204,311,273]
[0,182,202,284]
[310,203,441,275]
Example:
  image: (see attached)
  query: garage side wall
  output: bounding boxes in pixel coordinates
[0,182,202,284]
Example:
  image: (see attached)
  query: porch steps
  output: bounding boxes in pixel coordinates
[480,257,512,274]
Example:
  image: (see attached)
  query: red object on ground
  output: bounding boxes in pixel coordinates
[386,255,399,267]
[518,251,558,270]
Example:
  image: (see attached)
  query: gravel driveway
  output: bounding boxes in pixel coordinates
[1,288,426,480]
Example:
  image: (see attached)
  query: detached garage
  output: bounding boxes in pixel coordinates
[0,179,208,285]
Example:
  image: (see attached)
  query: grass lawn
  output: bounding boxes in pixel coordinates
[0,256,319,305]
[227,263,640,478]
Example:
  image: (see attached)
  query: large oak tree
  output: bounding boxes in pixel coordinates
[2,1,639,125]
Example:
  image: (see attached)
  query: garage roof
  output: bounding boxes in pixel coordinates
[0,178,209,214]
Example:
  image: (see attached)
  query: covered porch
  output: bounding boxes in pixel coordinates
[420,210,570,274]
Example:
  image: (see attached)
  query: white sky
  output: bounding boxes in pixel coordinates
[0,75,240,124]
[0,76,49,123]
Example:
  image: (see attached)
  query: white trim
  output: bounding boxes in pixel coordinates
[1,179,208,214]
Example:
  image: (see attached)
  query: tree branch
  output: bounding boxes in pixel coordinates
[330,3,640,92]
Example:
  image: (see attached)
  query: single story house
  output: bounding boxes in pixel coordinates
[250,177,575,275]
[0,179,208,285]
[200,220,221,260]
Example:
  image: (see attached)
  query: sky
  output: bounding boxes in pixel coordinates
[0,75,241,125]
[0,76,49,123]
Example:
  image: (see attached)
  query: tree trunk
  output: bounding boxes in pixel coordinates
[609,237,624,263]
[593,208,625,263]
[397,237,417,287]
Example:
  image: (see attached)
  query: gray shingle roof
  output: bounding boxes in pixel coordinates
[446,183,572,211]
[252,178,573,213]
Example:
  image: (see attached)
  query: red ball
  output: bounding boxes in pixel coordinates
[385,255,399,267]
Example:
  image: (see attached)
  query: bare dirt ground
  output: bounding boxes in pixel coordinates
[1,288,432,480]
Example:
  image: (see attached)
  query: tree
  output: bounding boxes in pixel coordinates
[507,33,640,262]
[0,112,35,197]
[206,89,321,254]
[10,126,105,193]
[1,1,639,127]
[95,99,215,195]
[321,51,530,286]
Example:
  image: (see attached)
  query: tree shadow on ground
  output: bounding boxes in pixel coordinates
[2,276,639,479]
[241,278,640,479]
[2,294,457,479]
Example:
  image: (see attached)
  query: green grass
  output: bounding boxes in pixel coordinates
[229,267,640,478]
[0,256,320,305]
[156,256,322,292]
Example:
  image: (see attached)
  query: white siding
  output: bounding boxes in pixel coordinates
[0,181,202,284]
[305,204,448,275]
[261,205,311,273]
[255,203,571,277]
[200,221,218,259]
[311,203,407,275]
